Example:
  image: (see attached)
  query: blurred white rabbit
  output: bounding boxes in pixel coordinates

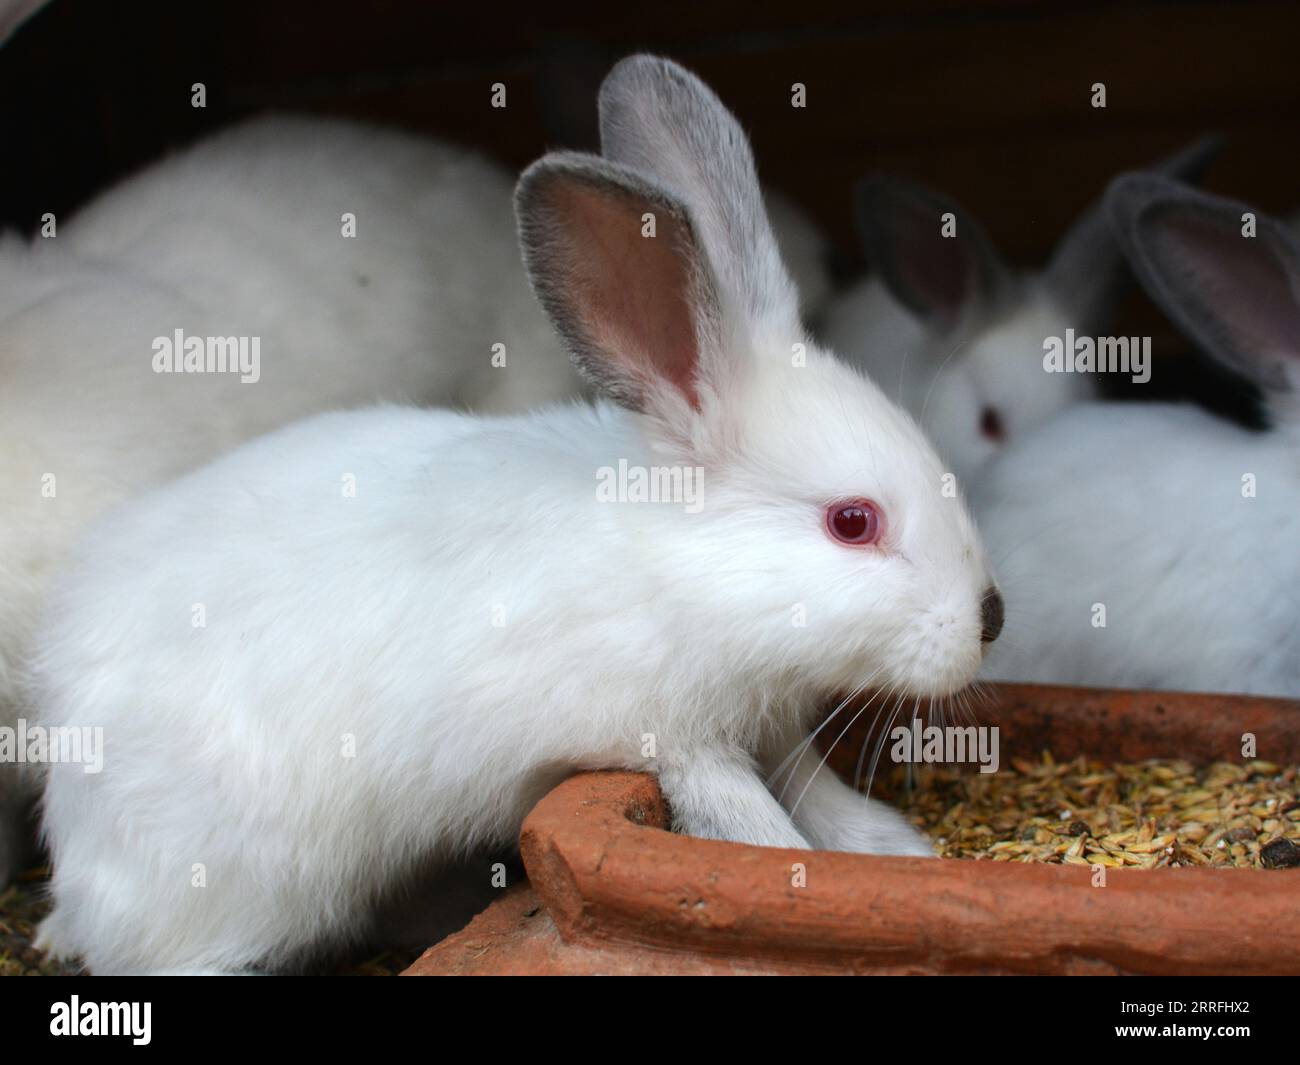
[0,114,586,883]
[972,177,1300,698]
[819,140,1220,484]
[33,55,1002,974]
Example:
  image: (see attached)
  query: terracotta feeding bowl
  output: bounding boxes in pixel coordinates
[405,684,1300,975]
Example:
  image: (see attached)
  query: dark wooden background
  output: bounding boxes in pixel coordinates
[2,0,1298,372]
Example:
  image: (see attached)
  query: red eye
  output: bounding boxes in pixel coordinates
[979,406,1005,443]
[825,498,883,546]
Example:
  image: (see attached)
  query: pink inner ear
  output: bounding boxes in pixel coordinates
[559,183,701,409]
[1161,214,1300,367]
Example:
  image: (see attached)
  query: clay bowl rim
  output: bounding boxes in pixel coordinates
[519,682,1300,976]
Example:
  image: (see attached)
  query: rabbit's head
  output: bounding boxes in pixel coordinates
[852,138,1220,482]
[1107,175,1300,438]
[517,56,1002,700]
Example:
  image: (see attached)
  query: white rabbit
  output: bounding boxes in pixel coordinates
[32,55,1003,975]
[0,114,582,884]
[972,176,1300,698]
[819,140,1219,484]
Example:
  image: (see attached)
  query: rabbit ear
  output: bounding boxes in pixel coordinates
[0,0,48,46]
[1045,135,1222,329]
[516,151,724,415]
[853,176,1010,332]
[596,55,800,338]
[1106,174,1300,397]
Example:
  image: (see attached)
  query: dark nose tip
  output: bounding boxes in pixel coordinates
[980,587,1004,644]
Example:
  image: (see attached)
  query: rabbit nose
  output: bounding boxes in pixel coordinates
[980,587,1004,644]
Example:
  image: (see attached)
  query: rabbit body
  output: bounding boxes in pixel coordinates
[971,176,1300,698]
[34,358,980,972]
[0,115,576,881]
[972,401,1300,696]
[32,56,999,973]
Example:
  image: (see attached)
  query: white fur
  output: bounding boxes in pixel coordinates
[0,114,579,882]
[972,401,1300,697]
[971,179,1300,697]
[32,57,997,974]
[821,277,1094,483]
[820,143,1216,486]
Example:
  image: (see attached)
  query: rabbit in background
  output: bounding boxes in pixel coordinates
[32,55,1002,974]
[0,114,589,884]
[971,177,1300,698]
[818,138,1220,485]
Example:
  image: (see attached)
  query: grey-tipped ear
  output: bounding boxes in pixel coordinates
[1044,135,1223,328]
[1155,134,1224,185]
[1106,174,1300,396]
[596,54,799,334]
[515,152,721,414]
[0,0,48,46]
[853,176,1010,332]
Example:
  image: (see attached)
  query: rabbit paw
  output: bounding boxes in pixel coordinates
[814,802,935,857]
